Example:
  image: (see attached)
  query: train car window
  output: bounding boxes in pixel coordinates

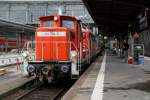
[62,20,74,29]
[91,34,96,41]
[43,20,54,27]
[82,32,86,39]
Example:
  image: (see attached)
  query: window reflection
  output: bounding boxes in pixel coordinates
[43,20,54,27]
[62,20,74,29]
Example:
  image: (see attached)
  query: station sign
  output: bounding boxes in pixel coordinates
[139,15,147,30]
[138,10,150,31]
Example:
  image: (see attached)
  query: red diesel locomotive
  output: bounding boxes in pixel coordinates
[27,15,101,82]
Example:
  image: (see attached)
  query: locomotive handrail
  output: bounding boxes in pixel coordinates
[22,40,84,78]
[29,41,80,54]
[22,41,81,60]
[70,42,79,54]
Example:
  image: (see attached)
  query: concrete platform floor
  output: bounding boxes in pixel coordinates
[0,65,34,97]
[62,55,103,100]
[103,54,150,100]
[62,52,150,100]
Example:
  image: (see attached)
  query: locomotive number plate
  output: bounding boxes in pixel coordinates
[37,32,66,37]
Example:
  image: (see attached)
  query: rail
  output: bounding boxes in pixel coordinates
[15,84,66,100]
[15,83,43,100]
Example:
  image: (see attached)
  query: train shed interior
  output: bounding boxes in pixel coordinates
[0,0,150,100]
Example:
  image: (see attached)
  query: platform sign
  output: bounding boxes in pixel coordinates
[133,44,144,65]
[139,16,147,30]
[138,11,150,31]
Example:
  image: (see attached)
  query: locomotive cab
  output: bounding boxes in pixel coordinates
[27,15,83,82]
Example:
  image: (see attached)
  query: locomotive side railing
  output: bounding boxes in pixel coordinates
[22,41,81,63]
[22,41,82,78]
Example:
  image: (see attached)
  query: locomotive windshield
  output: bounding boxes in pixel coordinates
[62,20,75,29]
[43,20,54,27]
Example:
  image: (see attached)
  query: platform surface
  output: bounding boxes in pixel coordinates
[62,52,150,100]
[103,54,150,100]
[0,65,34,97]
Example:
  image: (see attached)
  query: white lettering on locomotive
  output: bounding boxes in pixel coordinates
[37,32,66,37]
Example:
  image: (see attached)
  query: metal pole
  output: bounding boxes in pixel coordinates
[26,4,29,24]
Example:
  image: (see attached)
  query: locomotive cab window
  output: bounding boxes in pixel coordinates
[43,20,54,27]
[62,20,75,29]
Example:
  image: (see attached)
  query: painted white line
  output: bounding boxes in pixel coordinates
[91,54,106,100]
[144,56,150,61]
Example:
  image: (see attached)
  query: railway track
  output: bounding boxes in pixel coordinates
[15,83,66,100]
[2,80,74,100]
[1,72,75,100]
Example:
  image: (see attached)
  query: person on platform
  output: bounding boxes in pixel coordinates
[123,40,129,63]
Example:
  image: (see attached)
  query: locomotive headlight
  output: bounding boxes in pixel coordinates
[54,16,58,21]
[27,65,35,73]
[61,65,69,73]
[70,51,77,60]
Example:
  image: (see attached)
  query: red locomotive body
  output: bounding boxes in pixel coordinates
[36,16,83,61]
[36,28,70,61]
[27,15,101,82]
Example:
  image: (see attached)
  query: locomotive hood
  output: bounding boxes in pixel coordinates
[35,27,71,61]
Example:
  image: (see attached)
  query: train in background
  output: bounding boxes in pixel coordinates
[0,37,29,52]
[25,15,103,82]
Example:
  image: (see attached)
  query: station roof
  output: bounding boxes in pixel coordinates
[0,0,80,1]
[0,0,82,4]
[82,0,150,35]
[0,19,35,34]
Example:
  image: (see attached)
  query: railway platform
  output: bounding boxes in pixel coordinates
[62,52,150,100]
[0,65,34,98]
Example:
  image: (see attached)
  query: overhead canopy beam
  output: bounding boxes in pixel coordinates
[0,19,35,33]
[0,19,35,31]
[82,0,150,35]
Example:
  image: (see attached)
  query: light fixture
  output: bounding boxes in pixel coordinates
[54,16,58,21]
